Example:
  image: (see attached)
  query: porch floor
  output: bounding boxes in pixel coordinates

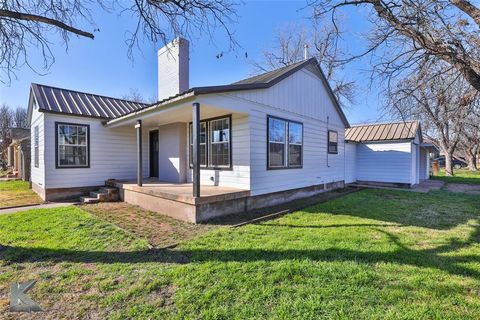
[108,178,250,205]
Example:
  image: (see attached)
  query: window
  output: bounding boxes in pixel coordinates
[34,126,39,168]
[268,116,303,169]
[209,118,230,167]
[189,122,207,167]
[328,130,338,154]
[189,116,231,169]
[56,122,89,168]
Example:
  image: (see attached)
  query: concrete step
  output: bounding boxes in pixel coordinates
[90,191,107,201]
[80,196,100,204]
[99,187,119,201]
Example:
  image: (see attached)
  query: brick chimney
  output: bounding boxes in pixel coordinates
[157,38,190,101]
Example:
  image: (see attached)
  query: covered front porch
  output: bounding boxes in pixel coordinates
[104,95,251,222]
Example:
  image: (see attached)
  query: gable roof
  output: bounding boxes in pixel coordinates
[232,60,307,85]
[29,58,349,127]
[30,83,148,119]
[108,58,350,127]
[9,128,30,143]
[345,121,420,142]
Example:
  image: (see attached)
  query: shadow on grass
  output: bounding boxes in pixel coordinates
[300,189,480,230]
[1,224,479,280]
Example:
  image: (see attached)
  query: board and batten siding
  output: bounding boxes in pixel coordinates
[30,99,45,188]
[186,113,250,190]
[43,113,149,188]
[225,66,347,196]
[356,141,413,185]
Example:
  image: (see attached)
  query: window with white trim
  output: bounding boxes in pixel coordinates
[56,123,89,168]
[189,116,231,168]
[328,130,338,154]
[189,121,207,167]
[209,118,230,167]
[34,126,39,168]
[268,116,303,169]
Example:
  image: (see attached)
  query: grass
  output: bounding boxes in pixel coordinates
[432,168,480,184]
[0,180,42,208]
[1,189,480,319]
[82,202,217,248]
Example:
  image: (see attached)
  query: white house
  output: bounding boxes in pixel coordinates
[27,38,432,223]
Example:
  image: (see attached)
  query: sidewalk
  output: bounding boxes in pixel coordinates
[0,202,76,215]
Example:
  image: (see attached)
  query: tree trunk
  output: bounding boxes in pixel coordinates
[444,152,454,176]
[467,153,478,171]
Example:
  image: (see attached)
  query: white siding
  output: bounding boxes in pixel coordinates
[43,113,149,188]
[30,100,45,188]
[345,142,357,184]
[419,148,429,180]
[186,113,250,190]
[223,67,347,196]
[356,142,412,185]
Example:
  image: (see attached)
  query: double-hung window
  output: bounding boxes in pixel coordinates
[56,122,90,168]
[267,116,303,169]
[209,118,230,167]
[328,130,338,154]
[189,121,207,167]
[34,126,39,168]
[189,116,231,169]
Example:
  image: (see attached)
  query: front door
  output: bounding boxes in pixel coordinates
[149,130,159,177]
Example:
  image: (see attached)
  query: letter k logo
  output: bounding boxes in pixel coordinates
[10,280,43,312]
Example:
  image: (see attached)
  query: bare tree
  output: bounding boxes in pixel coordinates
[13,108,29,129]
[387,60,476,176]
[308,0,480,94]
[251,23,355,107]
[121,88,157,104]
[456,115,480,171]
[0,104,13,167]
[0,0,238,84]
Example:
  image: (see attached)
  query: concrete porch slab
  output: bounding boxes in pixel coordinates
[108,178,250,205]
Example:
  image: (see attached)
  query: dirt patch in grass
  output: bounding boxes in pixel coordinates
[0,180,42,208]
[81,202,218,248]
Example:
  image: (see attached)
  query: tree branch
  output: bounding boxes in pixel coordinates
[450,0,480,26]
[0,9,94,39]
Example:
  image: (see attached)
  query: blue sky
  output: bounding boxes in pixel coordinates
[0,1,388,124]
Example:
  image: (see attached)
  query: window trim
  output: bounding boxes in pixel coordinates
[267,115,303,170]
[328,129,338,154]
[55,121,90,169]
[189,114,232,171]
[34,126,39,168]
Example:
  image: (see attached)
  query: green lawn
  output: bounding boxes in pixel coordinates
[432,168,480,184]
[0,180,43,208]
[1,189,480,319]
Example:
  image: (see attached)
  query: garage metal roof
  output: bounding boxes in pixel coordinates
[31,83,148,119]
[345,121,420,142]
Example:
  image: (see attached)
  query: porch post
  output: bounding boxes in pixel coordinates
[136,119,143,186]
[192,102,200,197]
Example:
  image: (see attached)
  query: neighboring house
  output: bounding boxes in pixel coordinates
[27,38,431,223]
[345,122,434,186]
[6,128,31,181]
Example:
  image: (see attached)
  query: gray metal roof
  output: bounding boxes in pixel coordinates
[345,121,420,142]
[31,58,349,127]
[31,83,148,119]
[232,60,307,85]
[108,58,350,127]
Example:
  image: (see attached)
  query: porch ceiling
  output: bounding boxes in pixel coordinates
[105,99,240,128]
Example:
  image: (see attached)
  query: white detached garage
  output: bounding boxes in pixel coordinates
[345,121,431,187]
